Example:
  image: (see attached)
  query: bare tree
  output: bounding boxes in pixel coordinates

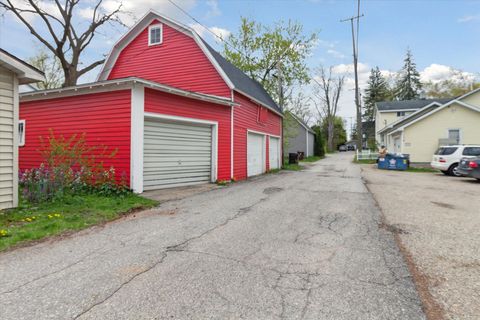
[0,0,125,87]
[312,66,345,152]
[285,91,313,125]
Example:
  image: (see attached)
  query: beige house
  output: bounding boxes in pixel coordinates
[0,49,44,210]
[375,89,480,163]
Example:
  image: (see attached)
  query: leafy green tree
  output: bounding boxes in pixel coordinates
[311,125,325,157]
[223,17,318,104]
[28,49,64,89]
[394,49,422,100]
[321,116,347,151]
[363,67,391,121]
[424,80,480,98]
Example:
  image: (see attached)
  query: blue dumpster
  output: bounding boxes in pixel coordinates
[378,153,409,171]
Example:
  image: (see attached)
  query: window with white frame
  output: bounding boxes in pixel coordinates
[396,111,406,117]
[148,24,163,46]
[18,120,25,147]
[448,129,461,144]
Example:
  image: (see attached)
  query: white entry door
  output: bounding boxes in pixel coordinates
[394,137,401,153]
[143,119,212,190]
[247,132,264,177]
[269,136,280,170]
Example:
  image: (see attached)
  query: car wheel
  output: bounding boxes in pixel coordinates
[448,163,462,177]
[441,170,449,175]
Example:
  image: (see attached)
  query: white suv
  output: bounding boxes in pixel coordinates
[431,145,480,176]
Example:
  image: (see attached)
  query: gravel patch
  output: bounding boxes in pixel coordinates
[362,165,480,320]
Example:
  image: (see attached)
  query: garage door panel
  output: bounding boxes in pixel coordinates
[269,137,280,170]
[143,119,212,190]
[247,133,264,177]
[143,176,210,190]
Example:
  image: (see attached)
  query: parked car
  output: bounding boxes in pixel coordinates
[339,145,347,152]
[431,145,480,176]
[347,145,355,151]
[457,157,480,180]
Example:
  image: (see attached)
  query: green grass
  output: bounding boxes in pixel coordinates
[0,193,158,252]
[406,167,438,173]
[301,156,324,163]
[283,163,302,171]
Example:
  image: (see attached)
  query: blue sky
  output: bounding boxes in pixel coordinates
[1,0,479,125]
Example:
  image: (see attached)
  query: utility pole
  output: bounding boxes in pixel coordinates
[341,0,364,151]
[277,61,284,109]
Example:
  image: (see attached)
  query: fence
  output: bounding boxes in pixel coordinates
[356,149,378,160]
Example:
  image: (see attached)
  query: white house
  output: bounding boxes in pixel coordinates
[0,49,44,209]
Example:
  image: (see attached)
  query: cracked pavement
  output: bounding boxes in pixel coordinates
[0,153,425,319]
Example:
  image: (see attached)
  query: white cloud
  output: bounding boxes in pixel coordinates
[190,23,230,42]
[458,14,480,23]
[327,49,345,59]
[205,0,221,18]
[100,0,197,26]
[420,63,476,84]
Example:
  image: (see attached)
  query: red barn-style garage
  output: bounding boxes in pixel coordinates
[19,11,283,193]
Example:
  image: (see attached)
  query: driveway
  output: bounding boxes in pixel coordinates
[363,165,480,320]
[0,153,424,319]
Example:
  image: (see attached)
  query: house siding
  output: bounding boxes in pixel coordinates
[144,88,232,181]
[19,90,132,183]
[233,92,282,180]
[286,122,307,156]
[108,20,231,98]
[0,66,16,209]
[403,103,480,162]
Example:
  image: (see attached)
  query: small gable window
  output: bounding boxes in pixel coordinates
[148,24,163,46]
[19,120,25,147]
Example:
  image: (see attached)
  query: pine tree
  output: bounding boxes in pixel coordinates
[363,67,391,121]
[394,49,422,100]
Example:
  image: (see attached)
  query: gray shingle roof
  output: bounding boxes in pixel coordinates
[200,40,282,114]
[376,98,453,111]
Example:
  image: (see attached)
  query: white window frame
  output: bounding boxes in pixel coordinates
[148,24,163,46]
[447,128,462,145]
[18,119,26,147]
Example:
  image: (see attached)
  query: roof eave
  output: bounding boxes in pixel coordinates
[20,77,237,107]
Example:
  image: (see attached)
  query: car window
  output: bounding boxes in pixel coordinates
[463,147,480,156]
[435,147,457,155]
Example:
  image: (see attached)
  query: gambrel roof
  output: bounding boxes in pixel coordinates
[97,10,281,115]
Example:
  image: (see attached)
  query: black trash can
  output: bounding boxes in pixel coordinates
[289,153,299,164]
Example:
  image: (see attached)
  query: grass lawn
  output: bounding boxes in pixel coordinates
[354,158,377,164]
[0,193,158,252]
[406,167,438,173]
[283,163,302,171]
[301,156,324,163]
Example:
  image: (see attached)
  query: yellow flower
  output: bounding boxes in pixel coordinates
[48,215,53,219]
[26,218,32,222]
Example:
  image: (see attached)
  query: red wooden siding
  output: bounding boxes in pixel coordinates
[108,21,231,98]
[19,90,132,184]
[233,92,282,180]
[144,88,232,181]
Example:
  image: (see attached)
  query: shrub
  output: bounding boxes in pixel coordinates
[20,131,129,203]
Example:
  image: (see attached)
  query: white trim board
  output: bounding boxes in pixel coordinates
[130,85,145,193]
[0,50,45,84]
[20,77,236,107]
[377,102,442,135]
[388,100,480,135]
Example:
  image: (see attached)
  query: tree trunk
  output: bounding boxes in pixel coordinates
[62,66,78,87]
[327,118,335,152]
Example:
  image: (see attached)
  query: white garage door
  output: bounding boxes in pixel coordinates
[143,119,212,190]
[269,137,280,170]
[247,132,264,177]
